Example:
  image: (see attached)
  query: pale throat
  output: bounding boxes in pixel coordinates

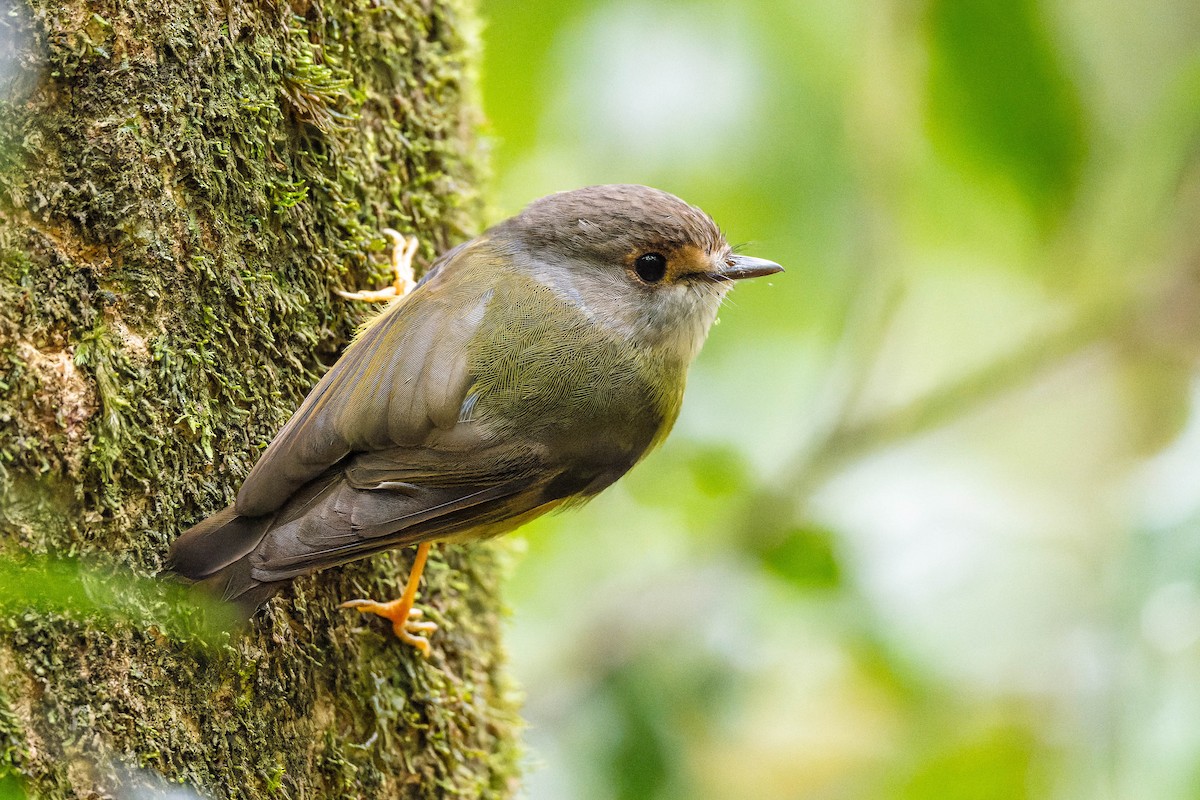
[526,260,725,364]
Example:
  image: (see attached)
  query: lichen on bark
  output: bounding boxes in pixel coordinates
[0,0,520,797]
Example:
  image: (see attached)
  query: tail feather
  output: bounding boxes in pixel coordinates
[167,504,274,579]
[166,504,285,613]
[197,555,287,610]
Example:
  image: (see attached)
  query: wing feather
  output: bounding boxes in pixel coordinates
[235,240,495,517]
[249,474,545,581]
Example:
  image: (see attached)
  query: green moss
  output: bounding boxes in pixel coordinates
[0,687,26,778]
[0,0,517,796]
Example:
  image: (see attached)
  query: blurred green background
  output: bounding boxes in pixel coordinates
[477,0,1200,798]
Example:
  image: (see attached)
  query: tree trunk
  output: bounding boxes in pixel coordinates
[0,1,519,797]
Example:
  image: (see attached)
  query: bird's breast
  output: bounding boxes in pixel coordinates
[464,273,687,469]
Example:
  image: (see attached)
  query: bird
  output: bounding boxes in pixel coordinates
[166,184,782,655]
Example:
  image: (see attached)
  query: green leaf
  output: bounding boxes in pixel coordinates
[924,0,1086,229]
[0,775,28,800]
[0,556,239,648]
[757,524,842,591]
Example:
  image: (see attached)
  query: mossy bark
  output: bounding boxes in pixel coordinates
[0,1,520,797]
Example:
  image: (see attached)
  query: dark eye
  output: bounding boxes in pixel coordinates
[634,253,667,283]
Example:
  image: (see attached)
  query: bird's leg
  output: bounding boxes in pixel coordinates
[340,541,438,656]
[335,228,419,302]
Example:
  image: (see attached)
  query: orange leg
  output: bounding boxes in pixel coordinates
[340,542,438,656]
[336,228,418,302]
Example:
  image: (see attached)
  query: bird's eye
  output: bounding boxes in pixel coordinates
[634,253,667,283]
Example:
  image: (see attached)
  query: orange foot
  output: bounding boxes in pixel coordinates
[340,597,439,656]
[340,542,437,656]
[336,228,419,303]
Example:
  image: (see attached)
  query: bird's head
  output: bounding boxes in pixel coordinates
[497,184,782,362]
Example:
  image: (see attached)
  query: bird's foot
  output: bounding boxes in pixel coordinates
[336,228,419,302]
[340,596,439,656]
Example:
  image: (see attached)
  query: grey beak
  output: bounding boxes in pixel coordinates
[714,254,784,282]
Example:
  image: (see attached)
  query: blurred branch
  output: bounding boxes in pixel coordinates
[788,297,1132,498]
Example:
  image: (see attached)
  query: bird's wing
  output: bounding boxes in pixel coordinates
[234,238,499,517]
[245,448,556,581]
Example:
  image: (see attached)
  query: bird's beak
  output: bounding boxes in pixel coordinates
[707,254,784,282]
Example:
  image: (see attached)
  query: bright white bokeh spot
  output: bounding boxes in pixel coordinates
[546,4,764,169]
[813,442,1115,696]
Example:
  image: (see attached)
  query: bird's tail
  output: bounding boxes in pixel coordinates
[165,504,286,612]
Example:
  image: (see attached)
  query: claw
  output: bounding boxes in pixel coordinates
[335,286,402,302]
[341,597,439,657]
[337,229,419,303]
[339,541,436,656]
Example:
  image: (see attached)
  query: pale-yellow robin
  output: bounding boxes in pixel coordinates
[167,184,781,655]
